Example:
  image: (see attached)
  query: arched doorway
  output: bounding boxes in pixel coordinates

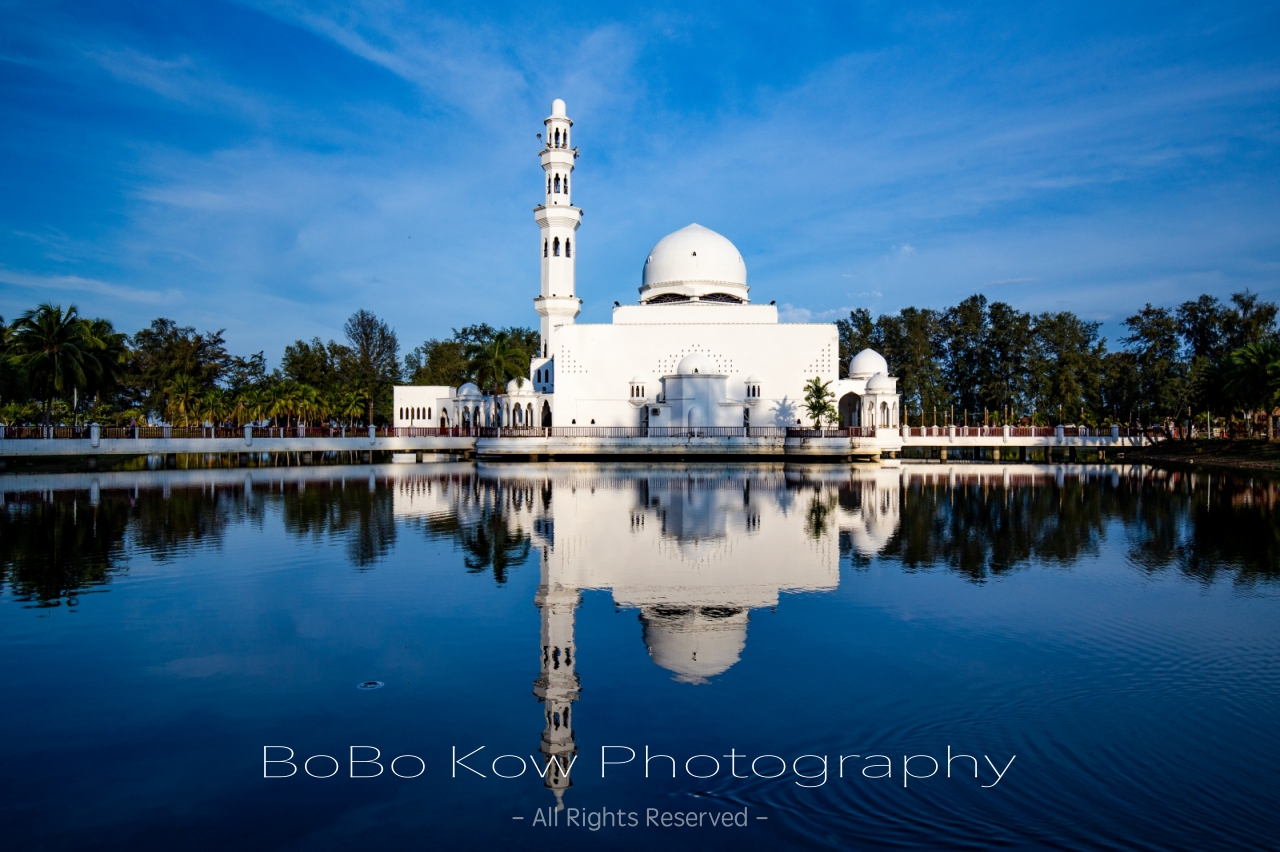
[541,401,552,426]
[838,393,858,427]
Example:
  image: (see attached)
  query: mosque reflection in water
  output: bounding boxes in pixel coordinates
[2,462,1278,809]
[386,462,1279,807]
[391,464,903,808]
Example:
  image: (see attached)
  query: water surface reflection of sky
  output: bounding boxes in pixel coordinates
[0,462,1276,851]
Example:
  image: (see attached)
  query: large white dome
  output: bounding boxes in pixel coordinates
[640,224,748,304]
[641,606,749,684]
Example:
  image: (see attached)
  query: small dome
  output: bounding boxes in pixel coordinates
[677,353,717,375]
[849,348,889,378]
[641,224,748,303]
[506,377,534,396]
[630,375,647,384]
[744,374,762,384]
[867,372,895,391]
[457,382,481,397]
[551,98,566,117]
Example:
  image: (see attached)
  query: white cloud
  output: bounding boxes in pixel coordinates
[0,268,180,306]
[778,304,860,323]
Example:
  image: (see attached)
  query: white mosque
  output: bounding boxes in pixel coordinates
[393,99,902,435]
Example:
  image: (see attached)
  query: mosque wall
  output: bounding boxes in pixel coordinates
[551,322,840,428]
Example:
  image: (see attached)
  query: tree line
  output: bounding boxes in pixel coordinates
[0,303,538,427]
[3,290,1277,434]
[837,290,1280,434]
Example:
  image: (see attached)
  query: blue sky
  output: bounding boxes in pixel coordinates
[2,1,1278,362]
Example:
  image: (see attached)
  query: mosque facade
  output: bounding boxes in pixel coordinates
[393,99,901,434]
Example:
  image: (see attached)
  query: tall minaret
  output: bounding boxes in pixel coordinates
[532,545,580,810]
[533,98,582,364]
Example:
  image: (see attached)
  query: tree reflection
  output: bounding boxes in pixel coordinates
[1,465,1276,612]
[280,477,396,569]
[127,486,247,561]
[0,495,130,607]
[882,476,1107,580]
[1121,470,1280,585]
[459,508,531,584]
[401,473,535,585]
[871,469,1278,583]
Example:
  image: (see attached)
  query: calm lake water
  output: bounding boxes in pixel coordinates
[1,461,1277,851]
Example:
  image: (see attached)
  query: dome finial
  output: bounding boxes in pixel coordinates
[551,98,566,117]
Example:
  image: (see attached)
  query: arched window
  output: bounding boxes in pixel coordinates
[554,129,560,146]
[547,175,551,193]
[427,408,432,421]
[543,239,548,257]
[535,369,541,383]
[553,238,560,256]
[565,238,571,258]
[563,176,568,194]
[554,174,561,193]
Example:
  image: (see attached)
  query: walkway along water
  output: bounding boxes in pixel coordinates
[0,423,1151,462]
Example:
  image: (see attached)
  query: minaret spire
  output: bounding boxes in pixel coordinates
[533,98,582,365]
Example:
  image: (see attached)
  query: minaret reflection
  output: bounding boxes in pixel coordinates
[532,545,579,810]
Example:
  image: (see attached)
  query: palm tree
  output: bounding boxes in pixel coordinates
[196,389,226,427]
[165,374,201,427]
[296,384,322,427]
[80,317,128,411]
[0,316,21,407]
[1224,339,1280,440]
[466,331,526,395]
[337,390,366,427]
[228,391,249,426]
[241,386,271,426]
[11,303,92,424]
[270,380,303,427]
[802,377,837,428]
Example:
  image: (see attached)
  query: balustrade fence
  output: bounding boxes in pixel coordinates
[906,426,1143,438]
[0,425,400,440]
[0,423,1146,441]
[474,426,813,438]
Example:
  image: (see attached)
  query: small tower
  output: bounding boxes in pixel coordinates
[533,98,582,364]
